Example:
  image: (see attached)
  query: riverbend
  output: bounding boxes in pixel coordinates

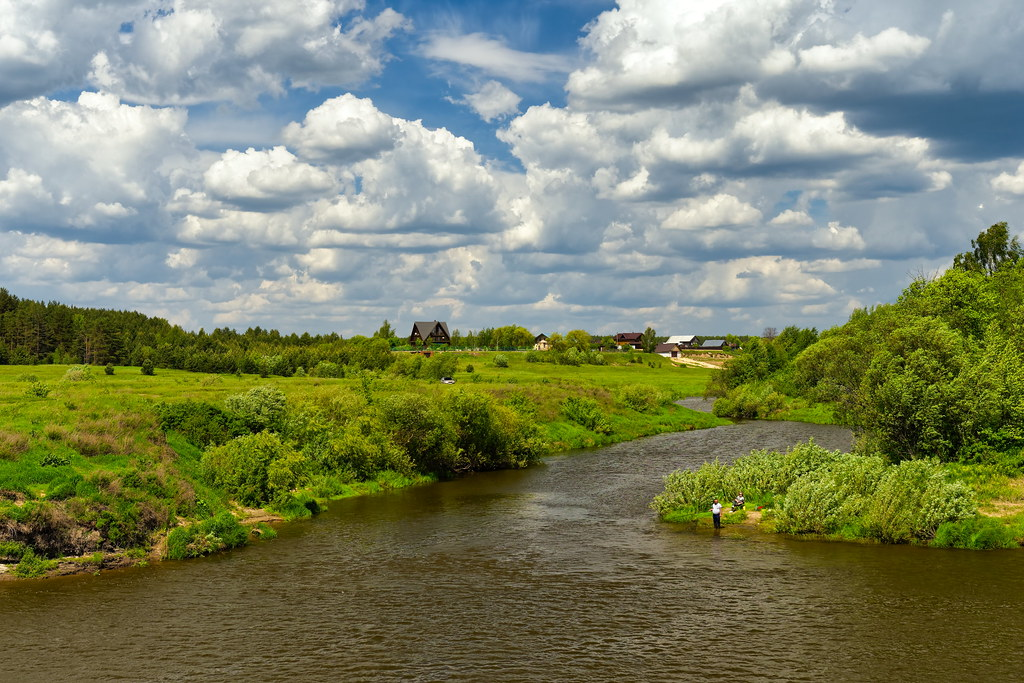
[4,420,1022,681]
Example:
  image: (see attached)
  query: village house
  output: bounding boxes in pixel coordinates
[655,342,680,358]
[664,334,699,349]
[613,332,644,350]
[533,333,550,351]
[408,320,451,346]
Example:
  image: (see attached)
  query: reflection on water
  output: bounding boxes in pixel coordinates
[3,421,1022,682]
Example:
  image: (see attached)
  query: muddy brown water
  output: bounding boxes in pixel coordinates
[3,418,1023,682]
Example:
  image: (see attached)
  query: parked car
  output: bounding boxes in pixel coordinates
[440,376,456,384]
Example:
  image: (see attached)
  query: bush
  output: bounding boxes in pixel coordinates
[269,492,321,520]
[712,383,786,419]
[202,432,303,507]
[652,460,734,515]
[374,393,459,473]
[444,391,543,471]
[321,419,413,480]
[14,549,57,578]
[933,517,1020,549]
[560,396,611,434]
[26,382,51,398]
[862,459,975,543]
[63,365,93,382]
[0,540,28,561]
[141,359,155,375]
[773,454,886,535]
[225,385,287,433]
[653,442,978,546]
[465,364,474,373]
[618,384,666,413]
[310,361,342,378]
[104,363,115,375]
[157,400,247,447]
[419,352,458,380]
[166,511,249,560]
[493,354,509,368]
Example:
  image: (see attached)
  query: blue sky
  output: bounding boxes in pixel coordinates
[2,0,1024,337]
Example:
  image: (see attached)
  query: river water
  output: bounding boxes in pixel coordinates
[3,419,1023,682]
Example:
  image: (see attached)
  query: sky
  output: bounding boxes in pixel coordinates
[2,0,1024,338]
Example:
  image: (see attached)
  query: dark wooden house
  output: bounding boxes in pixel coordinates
[409,321,451,346]
[613,332,644,350]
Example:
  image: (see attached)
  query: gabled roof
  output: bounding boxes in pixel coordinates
[614,332,643,342]
[411,320,450,340]
[701,339,725,348]
[665,335,698,345]
[654,342,678,353]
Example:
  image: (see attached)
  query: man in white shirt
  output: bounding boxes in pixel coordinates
[711,499,722,529]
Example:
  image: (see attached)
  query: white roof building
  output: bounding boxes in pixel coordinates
[665,335,698,346]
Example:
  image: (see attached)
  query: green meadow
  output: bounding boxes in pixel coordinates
[0,352,725,576]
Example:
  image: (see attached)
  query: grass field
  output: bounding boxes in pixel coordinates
[0,352,727,573]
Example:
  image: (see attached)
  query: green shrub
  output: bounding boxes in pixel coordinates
[652,460,734,515]
[104,363,115,375]
[225,385,287,433]
[0,540,28,561]
[322,419,413,480]
[712,383,786,419]
[202,431,302,507]
[141,359,155,375]
[310,361,342,378]
[374,393,459,474]
[165,511,249,560]
[933,517,1020,549]
[157,400,247,447]
[862,459,976,543]
[465,364,474,373]
[13,548,57,578]
[26,382,51,398]
[560,396,611,433]
[617,384,666,413]
[63,365,93,382]
[493,354,509,368]
[773,455,885,535]
[270,492,321,520]
[444,391,543,471]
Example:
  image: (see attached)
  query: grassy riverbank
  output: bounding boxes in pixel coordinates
[652,441,1024,549]
[0,353,725,578]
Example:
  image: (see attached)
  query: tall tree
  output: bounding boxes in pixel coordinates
[373,320,396,339]
[640,326,661,354]
[953,221,1023,276]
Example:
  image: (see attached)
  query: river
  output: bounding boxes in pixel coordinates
[3,419,1023,682]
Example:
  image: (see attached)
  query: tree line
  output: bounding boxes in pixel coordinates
[709,221,1024,465]
[0,288,390,375]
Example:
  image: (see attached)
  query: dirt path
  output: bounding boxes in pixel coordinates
[670,357,722,369]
